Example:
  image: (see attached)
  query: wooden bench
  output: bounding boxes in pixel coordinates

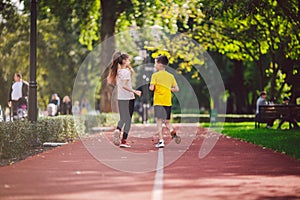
[255,105,300,128]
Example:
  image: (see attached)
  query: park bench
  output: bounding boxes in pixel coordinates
[255,105,300,128]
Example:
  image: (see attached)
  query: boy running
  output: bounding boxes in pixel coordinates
[149,55,180,148]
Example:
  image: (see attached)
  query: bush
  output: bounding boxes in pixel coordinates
[34,116,84,143]
[0,120,36,159]
[0,113,118,160]
[80,113,119,133]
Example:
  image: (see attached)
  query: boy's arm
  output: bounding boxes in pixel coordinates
[149,75,155,91]
[171,77,179,92]
[149,84,155,91]
[171,85,179,92]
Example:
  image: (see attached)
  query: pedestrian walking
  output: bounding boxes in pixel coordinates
[8,73,29,120]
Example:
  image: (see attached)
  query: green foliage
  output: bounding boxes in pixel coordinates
[1,0,299,114]
[0,113,118,160]
[78,0,101,50]
[0,1,30,107]
[201,122,300,160]
[0,0,89,110]
[0,120,33,159]
[82,113,119,133]
[0,116,77,159]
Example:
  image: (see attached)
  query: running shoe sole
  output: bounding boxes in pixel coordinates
[113,130,120,146]
[120,144,131,148]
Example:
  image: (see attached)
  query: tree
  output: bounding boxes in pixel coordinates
[3,0,298,115]
[0,0,91,110]
[98,0,134,112]
[0,1,30,108]
[191,0,300,108]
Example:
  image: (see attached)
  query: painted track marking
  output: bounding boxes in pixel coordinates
[151,148,164,200]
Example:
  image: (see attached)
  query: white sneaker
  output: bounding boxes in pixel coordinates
[113,129,120,146]
[155,140,165,148]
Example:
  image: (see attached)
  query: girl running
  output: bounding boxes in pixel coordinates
[107,52,141,147]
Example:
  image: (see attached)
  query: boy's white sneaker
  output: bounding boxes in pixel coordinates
[155,140,165,148]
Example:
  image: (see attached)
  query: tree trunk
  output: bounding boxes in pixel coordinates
[255,59,264,91]
[98,0,126,113]
[232,61,246,113]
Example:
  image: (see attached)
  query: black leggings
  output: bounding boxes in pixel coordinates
[117,99,134,140]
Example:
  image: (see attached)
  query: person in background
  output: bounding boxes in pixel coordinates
[80,98,90,115]
[8,73,29,119]
[269,97,277,105]
[256,91,274,129]
[49,93,60,116]
[283,96,290,105]
[72,100,80,115]
[61,95,72,115]
[277,97,299,129]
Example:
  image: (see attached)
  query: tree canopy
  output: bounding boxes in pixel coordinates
[0,0,299,114]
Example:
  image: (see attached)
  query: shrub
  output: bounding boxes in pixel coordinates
[0,113,118,160]
[0,121,35,159]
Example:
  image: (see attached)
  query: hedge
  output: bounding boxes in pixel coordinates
[0,113,119,159]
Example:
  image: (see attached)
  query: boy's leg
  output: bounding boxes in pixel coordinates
[164,106,180,144]
[155,118,165,148]
[154,106,166,148]
[157,118,163,140]
[163,106,176,135]
[165,120,175,134]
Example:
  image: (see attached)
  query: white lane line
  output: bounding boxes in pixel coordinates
[152,148,164,200]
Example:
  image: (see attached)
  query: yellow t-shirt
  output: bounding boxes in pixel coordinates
[150,70,177,106]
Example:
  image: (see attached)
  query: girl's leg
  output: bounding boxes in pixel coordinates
[117,100,127,130]
[122,99,135,140]
[114,100,126,146]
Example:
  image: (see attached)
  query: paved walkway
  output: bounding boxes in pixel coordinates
[0,124,300,200]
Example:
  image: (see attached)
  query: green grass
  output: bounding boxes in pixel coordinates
[200,121,300,160]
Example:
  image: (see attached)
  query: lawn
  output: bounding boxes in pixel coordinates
[200,121,300,160]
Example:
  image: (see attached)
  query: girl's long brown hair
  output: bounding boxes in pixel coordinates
[107,52,129,85]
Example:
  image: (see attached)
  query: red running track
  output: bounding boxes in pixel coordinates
[0,124,300,200]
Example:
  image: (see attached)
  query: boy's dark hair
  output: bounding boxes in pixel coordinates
[155,55,169,66]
